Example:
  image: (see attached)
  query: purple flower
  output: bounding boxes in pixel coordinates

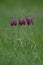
[10,17,17,26]
[19,18,25,25]
[26,17,33,25]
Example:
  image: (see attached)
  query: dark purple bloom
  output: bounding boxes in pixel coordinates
[26,17,33,25]
[10,17,17,26]
[19,18,25,25]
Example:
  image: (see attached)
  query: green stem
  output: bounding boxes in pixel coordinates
[26,24,28,48]
[11,26,14,49]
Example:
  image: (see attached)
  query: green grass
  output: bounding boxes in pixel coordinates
[0,0,43,65]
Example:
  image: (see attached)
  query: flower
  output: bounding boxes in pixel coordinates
[19,18,25,25]
[26,17,33,25]
[10,17,17,26]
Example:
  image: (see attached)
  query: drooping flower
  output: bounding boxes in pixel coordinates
[26,17,33,25]
[10,17,17,26]
[19,18,25,25]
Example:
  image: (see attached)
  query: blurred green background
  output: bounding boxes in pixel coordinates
[0,0,43,65]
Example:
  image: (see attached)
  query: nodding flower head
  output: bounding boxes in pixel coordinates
[19,18,25,25]
[26,17,33,25]
[10,17,17,26]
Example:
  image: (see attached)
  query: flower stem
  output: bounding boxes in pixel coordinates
[11,26,14,49]
[26,24,29,48]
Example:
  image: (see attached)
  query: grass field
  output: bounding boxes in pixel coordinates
[0,0,43,65]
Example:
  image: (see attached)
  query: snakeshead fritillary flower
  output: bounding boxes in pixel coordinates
[19,18,25,25]
[10,17,17,26]
[26,17,33,25]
